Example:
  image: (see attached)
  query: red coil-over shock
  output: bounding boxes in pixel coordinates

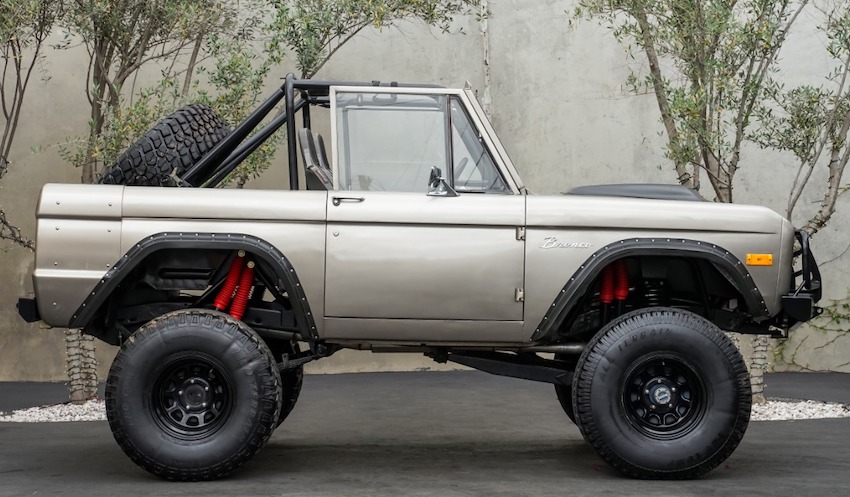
[614,260,629,301]
[214,250,245,311]
[600,265,615,304]
[229,260,255,321]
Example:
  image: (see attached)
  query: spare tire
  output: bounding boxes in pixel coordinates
[99,103,230,186]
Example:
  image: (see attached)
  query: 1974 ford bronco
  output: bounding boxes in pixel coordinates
[18,75,822,481]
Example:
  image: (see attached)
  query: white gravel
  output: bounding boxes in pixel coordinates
[0,399,106,422]
[1,398,848,423]
[751,399,850,421]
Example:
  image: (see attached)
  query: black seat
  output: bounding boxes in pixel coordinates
[312,133,331,171]
[299,128,333,191]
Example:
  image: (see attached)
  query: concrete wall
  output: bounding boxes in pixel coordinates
[1,0,848,381]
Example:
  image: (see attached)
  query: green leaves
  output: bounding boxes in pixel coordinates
[0,0,61,49]
[574,0,809,202]
[269,0,484,77]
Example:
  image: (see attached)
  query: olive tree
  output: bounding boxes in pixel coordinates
[58,0,231,402]
[60,0,231,184]
[0,0,61,250]
[753,1,850,234]
[97,0,486,185]
[270,0,484,78]
[572,0,822,402]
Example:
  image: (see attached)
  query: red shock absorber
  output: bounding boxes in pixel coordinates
[214,250,245,311]
[600,265,615,304]
[614,260,629,301]
[229,261,255,321]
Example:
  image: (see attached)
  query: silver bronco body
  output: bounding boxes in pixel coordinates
[19,79,822,481]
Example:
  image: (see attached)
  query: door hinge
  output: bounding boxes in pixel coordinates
[514,287,525,302]
[516,227,526,241]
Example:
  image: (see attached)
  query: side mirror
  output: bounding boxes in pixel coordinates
[427,166,458,197]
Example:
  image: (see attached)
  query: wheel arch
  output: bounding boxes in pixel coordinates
[69,232,318,340]
[531,237,771,342]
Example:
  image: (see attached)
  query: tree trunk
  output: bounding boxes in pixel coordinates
[65,329,98,404]
[750,335,770,404]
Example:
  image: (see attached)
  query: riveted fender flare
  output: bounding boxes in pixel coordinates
[530,238,771,342]
[69,232,318,339]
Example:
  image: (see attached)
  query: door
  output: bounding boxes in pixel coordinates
[324,89,525,323]
[325,193,524,320]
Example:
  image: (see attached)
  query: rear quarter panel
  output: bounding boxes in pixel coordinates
[34,185,329,332]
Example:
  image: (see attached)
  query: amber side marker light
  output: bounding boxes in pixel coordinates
[746,254,773,266]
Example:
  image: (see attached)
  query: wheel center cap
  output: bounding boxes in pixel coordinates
[652,385,672,405]
[179,379,212,409]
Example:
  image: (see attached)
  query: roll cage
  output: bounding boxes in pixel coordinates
[178,74,445,189]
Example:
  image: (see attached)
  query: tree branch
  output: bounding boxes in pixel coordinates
[633,5,693,187]
[804,106,850,235]
[303,23,369,78]
[0,208,34,251]
[182,35,204,97]
[788,52,850,218]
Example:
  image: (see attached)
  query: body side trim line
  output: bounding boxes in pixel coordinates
[69,232,318,339]
[530,237,770,342]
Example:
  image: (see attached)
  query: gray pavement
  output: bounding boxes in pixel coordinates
[0,371,849,496]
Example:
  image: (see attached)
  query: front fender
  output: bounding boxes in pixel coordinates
[530,238,770,342]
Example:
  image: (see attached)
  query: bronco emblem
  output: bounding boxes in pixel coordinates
[540,237,593,249]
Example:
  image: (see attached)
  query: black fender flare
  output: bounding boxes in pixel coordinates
[530,237,770,342]
[69,232,318,339]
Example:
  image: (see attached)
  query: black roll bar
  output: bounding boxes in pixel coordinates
[176,73,443,190]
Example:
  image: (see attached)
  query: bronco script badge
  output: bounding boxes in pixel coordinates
[540,237,593,249]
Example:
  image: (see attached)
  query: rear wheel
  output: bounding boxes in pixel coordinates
[105,309,281,481]
[99,103,230,186]
[572,307,751,479]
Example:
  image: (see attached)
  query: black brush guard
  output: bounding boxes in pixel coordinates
[779,230,823,326]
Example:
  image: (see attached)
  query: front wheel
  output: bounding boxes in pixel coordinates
[572,308,751,479]
[105,309,282,481]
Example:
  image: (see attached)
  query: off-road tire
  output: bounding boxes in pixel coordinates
[99,104,230,186]
[264,338,304,428]
[572,307,751,480]
[553,353,578,424]
[105,309,282,481]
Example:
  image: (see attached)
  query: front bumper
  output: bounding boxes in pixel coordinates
[778,230,822,327]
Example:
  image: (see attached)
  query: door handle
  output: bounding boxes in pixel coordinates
[332,196,365,206]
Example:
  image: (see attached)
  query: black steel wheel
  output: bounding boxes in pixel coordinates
[99,103,230,186]
[622,354,705,438]
[573,307,751,479]
[152,356,234,438]
[105,309,282,481]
